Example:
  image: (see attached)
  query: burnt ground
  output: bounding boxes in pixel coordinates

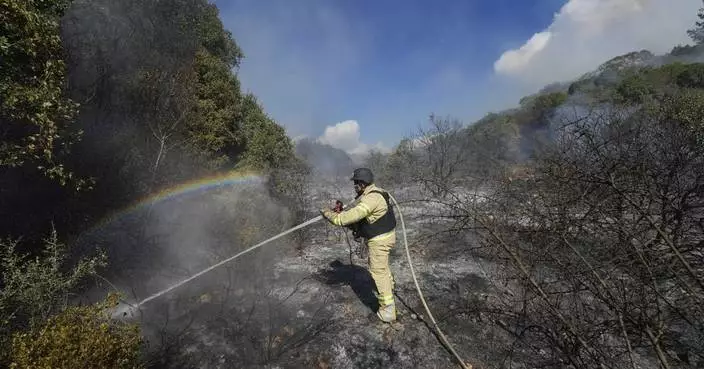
[85,179,529,369]
[263,221,520,369]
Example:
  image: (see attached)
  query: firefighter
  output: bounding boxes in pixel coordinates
[320,168,397,322]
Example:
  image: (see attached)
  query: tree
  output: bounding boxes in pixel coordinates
[687,1,704,44]
[415,114,469,198]
[183,3,244,169]
[384,137,419,185]
[126,66,198,189]
[236,94,295,170]
[0,0,88,188]
[187,49,242,169]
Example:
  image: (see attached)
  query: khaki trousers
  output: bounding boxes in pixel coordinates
[367,231,396,307]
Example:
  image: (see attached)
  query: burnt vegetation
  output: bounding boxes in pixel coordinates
[3,0,704,368]
[361,18,704,369]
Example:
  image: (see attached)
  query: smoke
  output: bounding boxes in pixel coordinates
[61,5,336,361]
[74,177,336,364]
[295,137,356,178]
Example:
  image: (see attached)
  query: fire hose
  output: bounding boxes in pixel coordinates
[335,195,470,368]
[117,195,470,368]
[388,193,471,369]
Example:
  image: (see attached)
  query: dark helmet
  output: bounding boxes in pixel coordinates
[350,167,374,184]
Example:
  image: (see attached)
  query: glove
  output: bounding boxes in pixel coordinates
[319,208,336,224]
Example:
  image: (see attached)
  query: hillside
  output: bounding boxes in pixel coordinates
[2,1,704,368]
[362,43,704,369]
[295,138,356,177]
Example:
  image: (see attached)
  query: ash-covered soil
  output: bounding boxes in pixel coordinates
[87,178,527,369]
[261,221,518,369]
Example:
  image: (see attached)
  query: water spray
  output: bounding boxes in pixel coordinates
[113,214,324,318]
[112,195,470,368]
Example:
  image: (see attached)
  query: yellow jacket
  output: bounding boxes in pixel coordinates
[322,184,395,240]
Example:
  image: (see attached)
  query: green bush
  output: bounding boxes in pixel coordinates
[616,73,654,103]
[10,293,143,369]
[0,228,107,364]
[236,94,297,170]
[675,63,704,88]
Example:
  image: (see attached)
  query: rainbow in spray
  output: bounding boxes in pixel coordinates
[93,169,264,229]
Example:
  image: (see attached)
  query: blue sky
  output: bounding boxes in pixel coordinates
[216,0,698,155]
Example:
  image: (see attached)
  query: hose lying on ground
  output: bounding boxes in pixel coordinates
[388,193,471,369]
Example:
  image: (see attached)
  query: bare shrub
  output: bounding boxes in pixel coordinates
[413,115,470,198]
[422,103,704,368]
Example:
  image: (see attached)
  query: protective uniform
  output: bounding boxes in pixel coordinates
[321,182,397,322]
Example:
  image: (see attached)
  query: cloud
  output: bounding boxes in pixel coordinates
[495,31,552,75]
[220,1,371,138]
[318,120,389,156]
[494,0,700,88]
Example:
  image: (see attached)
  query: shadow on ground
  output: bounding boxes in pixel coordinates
[313,259,378,312]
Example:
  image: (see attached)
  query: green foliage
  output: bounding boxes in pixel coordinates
[533,92,568,111]
[518,92,568,123]
[10,293,143,369]
[183,2,295,172]
[615,72,654,104]
[0,0,89,189]
[469,113,519,153]
[196,3,243,67]
[675,63,704,88]
[653,89,704,144]
[187,49,241,168]
[183,4,245,169]
[567,79,591,96]
[0,228,107,364]
[615,63,704,103]
[173,1,294,173]
[180,2,295,173]
[27,0,296,210]
[236,94,295,170]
